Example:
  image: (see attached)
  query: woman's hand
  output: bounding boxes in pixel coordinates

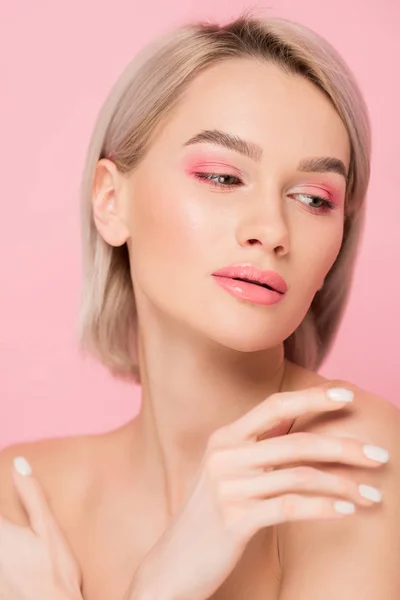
[126,386,388,600]
[0,456,83,600]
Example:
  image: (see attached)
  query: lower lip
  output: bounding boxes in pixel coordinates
[211,275,285,306]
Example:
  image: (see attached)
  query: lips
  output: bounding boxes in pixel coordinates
[211,264,288,294]
[232,277,274,291]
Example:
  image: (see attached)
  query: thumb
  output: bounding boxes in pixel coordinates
[12,456,55,536]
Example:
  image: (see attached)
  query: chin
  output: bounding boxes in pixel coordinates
[198,319,292,353]
[196,301,310,353]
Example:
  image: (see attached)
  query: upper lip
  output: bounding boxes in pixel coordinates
[212,264,288,294]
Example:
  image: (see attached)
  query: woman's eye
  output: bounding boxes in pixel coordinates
[193,172,242,188]
[193,172,336,214]
[293,193,336,213]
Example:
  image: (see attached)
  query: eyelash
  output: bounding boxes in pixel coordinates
[193,172,336,214]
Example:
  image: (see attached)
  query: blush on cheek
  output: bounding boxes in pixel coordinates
[140,187,202,265]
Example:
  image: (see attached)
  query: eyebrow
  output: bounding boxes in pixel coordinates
[183,128,349,182]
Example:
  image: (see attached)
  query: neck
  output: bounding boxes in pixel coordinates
[131,322,293,515]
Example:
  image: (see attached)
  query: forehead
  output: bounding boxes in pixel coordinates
[156,57,350,167]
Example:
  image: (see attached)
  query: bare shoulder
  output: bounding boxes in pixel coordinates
[289,363,400,445]
[277,367,400,598]
[0,432,103,526]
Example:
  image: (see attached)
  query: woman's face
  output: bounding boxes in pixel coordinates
[98,58,350,351]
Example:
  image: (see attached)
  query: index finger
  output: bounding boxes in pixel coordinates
[12,459,53,536]
[224,386,354,443]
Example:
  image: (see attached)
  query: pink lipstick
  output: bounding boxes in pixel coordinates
[211,264,287,306]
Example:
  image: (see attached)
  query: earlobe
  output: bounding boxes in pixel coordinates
[92,193,130,248]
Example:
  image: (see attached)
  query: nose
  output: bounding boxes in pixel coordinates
[236,192,290,256]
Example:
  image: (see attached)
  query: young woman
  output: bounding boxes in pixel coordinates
[1,11,399,600]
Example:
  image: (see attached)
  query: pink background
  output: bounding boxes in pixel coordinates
[1,1,399,449]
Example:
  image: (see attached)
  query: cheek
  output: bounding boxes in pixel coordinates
[301,225,344,292]
[127,182,213,277]
[321,226,344,270]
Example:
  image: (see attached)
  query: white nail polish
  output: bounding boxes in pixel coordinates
[363,445,389,463]
[13,456,32,477]
[326,388,354,402]
[359,484,382,503]
[334,501,355,514]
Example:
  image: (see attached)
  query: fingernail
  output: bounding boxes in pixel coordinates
[363,445,390,463]
[326,388,354,402]
[359,484,382,503]
[13,456,32,477]
[334,501,355,514]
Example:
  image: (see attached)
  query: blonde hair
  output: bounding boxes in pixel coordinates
[77,9,371,384]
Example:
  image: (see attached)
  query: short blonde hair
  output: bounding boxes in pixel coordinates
[77,9,371,383]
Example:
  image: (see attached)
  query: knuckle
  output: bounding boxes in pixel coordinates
[272,391,284,405]
[205,449,227,478]
[274,390,294,410]
[207,426,231,449]
[330,437,345,457]
[280,494,300,519]
[333,474,351,496]
[292,432,310,453]
[316,497,331,515]
[292,466,316,484]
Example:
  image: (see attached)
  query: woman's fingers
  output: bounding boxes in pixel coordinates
[245,493,357,534]
[218,466,382,507]
[218,386,354,443]
[11,457,56,537]
[216,432,389,473]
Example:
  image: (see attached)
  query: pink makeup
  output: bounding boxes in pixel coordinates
[183,153,243,176]
[212,275,285,306]
[181,151,343,214]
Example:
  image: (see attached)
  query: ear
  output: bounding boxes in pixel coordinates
[91,158,131,247]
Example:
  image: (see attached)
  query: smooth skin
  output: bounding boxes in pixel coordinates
[0,462,82,600]
[1,58,400,600]
[126,385,395,600]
